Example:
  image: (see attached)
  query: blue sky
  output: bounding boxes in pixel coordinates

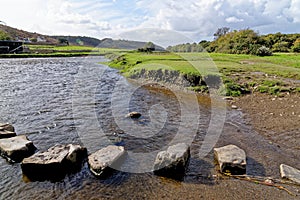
[1,0,300,47]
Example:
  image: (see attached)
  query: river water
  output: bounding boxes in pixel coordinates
[0,57,299,199]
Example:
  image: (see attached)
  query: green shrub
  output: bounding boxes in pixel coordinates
[256,46,272,56]
[257,86,269,93]
[268,86,280,95]
[262,80,282,87]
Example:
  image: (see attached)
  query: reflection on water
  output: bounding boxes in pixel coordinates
[0,57,299,199]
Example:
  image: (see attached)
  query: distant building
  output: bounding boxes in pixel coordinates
[0,40,23,54]
[37,36,46,42]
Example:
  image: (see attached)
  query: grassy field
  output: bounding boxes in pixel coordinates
[0,45,126,58]
[108,51,300,96]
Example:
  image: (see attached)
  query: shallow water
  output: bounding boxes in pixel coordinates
[0,57,299,200]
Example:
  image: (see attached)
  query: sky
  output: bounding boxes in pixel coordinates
[1,0,300,47]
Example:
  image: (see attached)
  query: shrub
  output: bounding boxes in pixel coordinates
[257,86,268,93]
[256,46,272,56]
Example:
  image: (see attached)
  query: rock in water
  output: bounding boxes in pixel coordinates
[88,145,125,177]
[214,144,246,175]
[125,112,141,119]
[0,123,16,139]
[0,135,36,162]
[0,123,15,132]
[280,164,300,184]
[21,144,87,181]
[153,143,190,179]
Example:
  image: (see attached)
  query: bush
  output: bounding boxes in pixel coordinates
[256,46,272,56]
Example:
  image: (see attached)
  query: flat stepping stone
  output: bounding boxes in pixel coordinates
[0,123,16,139]
[21,144,87,181]
[280,164,300,184]
[214,144,246,175]
[153,143,190,179]
[88,145,125,177]
[0,135,36,162]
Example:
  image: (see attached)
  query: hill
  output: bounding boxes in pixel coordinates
[97,38,165,50]
[0,24,58,44]
[0,24,164,50]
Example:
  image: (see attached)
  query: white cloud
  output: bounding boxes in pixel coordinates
[226,17,244,23]
[1,0,300,44]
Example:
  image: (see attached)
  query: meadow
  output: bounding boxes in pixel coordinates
[108,51,300,96]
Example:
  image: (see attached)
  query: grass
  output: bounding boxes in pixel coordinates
[108,51,300,96]
[0,45,127,58]
[109,51,202,76]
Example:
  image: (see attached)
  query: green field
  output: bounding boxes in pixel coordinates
[108,51,300,96]
[0,45,127,58]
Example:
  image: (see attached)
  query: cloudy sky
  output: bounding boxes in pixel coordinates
[1,0,300,46]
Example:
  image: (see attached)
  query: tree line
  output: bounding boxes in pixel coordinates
[167,28,300,56]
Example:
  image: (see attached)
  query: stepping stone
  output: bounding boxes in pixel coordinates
[21,144,87,181]
[0,123,16,139]
[0,123,15,132]
[153,143,190,179]
[280,164,300,184]
[0,130,17,139]
[88,145,125,177]
[0,135,36,162]
[214,144,246,175]
[125,112,141,119]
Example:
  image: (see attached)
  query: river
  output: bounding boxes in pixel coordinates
[0,57,298,199]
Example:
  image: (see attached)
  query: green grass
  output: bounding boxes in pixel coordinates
[108,51,222,76]
[27,44,126,53]
[210,53,300,79]
[108,51,300,96]
[0,45,128,58]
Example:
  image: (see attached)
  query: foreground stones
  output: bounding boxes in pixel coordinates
[280,164,300,184]
[21,144,87,181]
[88,145,125,177]
[214,144,247,175]
[153,143,190,179]
[0,135,36,162]
[0,123,16,139]
[125,112,142,119]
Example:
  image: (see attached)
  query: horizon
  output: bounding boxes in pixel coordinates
[1,0,300,47]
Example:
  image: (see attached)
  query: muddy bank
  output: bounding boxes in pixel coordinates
[235,93,300,152]
[129,68,204,89]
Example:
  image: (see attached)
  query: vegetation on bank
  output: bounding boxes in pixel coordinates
[167,28,300,55]
[108,51,300,96]
[0,44,127,58]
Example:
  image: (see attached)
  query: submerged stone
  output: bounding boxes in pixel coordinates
[21,144,87,181]
[214,144,246,175]
[88,145,125,177]
[0,135,36,162]
[280,164,300,184]
[125,112,141,119]
[0,123,15,132]
[0,123,16,139]
[153,143,190,179]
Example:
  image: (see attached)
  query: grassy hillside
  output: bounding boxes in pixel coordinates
[0,24,58,44]
[108,51,300,96]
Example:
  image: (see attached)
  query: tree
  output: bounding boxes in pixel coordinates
[58,38,69,45]
[292,38,300,52]
[213,27,230,39]
[0,30,11,40]
[138,41,155,52]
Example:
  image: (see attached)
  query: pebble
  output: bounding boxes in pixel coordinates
[231,105,238,109]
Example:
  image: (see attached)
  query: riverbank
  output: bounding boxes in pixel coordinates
[108,51,300,96]
[235,92,300,151]
[0,45,126,58]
